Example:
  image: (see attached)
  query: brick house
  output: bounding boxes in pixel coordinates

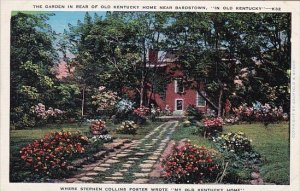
[147,50,208,115]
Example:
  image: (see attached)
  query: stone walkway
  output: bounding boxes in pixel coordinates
[64,121,178,184]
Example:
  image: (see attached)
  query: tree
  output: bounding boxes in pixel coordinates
[165,12,291,116]
[66,12,171,113]
[10,12,58,128]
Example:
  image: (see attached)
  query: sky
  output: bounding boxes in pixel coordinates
[46,11,106,33]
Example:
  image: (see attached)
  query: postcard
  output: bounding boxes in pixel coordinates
[1,1,299,191]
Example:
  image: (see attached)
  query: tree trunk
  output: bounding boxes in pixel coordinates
[197,90,218,111]
[217,87,223,117]
[139,79,144,107]
[81,87,85,117]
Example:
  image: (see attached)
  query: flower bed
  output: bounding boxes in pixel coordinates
[230,102,288,126]
[19,130,89,177]
[162,142,221,184]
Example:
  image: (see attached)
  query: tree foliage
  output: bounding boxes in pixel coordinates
[164,13,291,115]
[10,12,58,128]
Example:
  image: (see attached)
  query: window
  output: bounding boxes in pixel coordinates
[196,91,206,107]
[175,78,184,93]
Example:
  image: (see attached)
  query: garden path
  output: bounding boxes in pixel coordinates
[64,121,178,184]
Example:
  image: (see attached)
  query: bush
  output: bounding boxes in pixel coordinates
[116,120,138,135]
[232,102,288,126]
[182,119,192,127]
[200,118,223,138]
[162,142,221,184]
[89,120,108,135]
[213,132,261,183]
[11,108,37,129]
[133,106,150,124]
[91,86,120,116]
[114,99,135,122]
[185,105,203,120]
[213,132,253,155]
[19,130,89,178]
[32,103,65,125]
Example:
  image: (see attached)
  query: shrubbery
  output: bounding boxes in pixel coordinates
[91,86,120,117]
[89,120,108,135]
[19,130,89,177]
[114,99,135,122]
[200,117,223,137]
[162,142,221,183]
[116,120,138,135]
[133,106,150,124]
[213,132,253,155]
[213,132,261,183]
[182,119,192,127]
[229,102,288,126]
[185,105,203,120]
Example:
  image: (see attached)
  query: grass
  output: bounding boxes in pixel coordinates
[171,125,215,149]
[106,121,164,140]
[171,122,290,185]
[224,122,290,185]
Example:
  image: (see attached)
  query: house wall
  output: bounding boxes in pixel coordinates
[147,62,207,114]
[164,81,207,113]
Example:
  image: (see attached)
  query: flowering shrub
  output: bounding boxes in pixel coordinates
[232,102,287,126]
[32,103,64,124]
[90,134,113,143]
[133,105,150,118]
[162,142,221,183]
[201,117,223,137]
[232,103,255,123]
[92,86,120,112]
[116,99,134,113]
[213,132,261,178]
[116,120,138,135]
[19,130,89,177]
[113,99,135,122]
[133,105,150,124]
[213,132,253,155]
[224,116,240,124]
[89,120,108,135]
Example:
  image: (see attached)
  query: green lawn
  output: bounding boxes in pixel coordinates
[171,122,290,185]
[224,123,290,185]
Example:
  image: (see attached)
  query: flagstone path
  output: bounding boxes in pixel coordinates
[64,121,178,184]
